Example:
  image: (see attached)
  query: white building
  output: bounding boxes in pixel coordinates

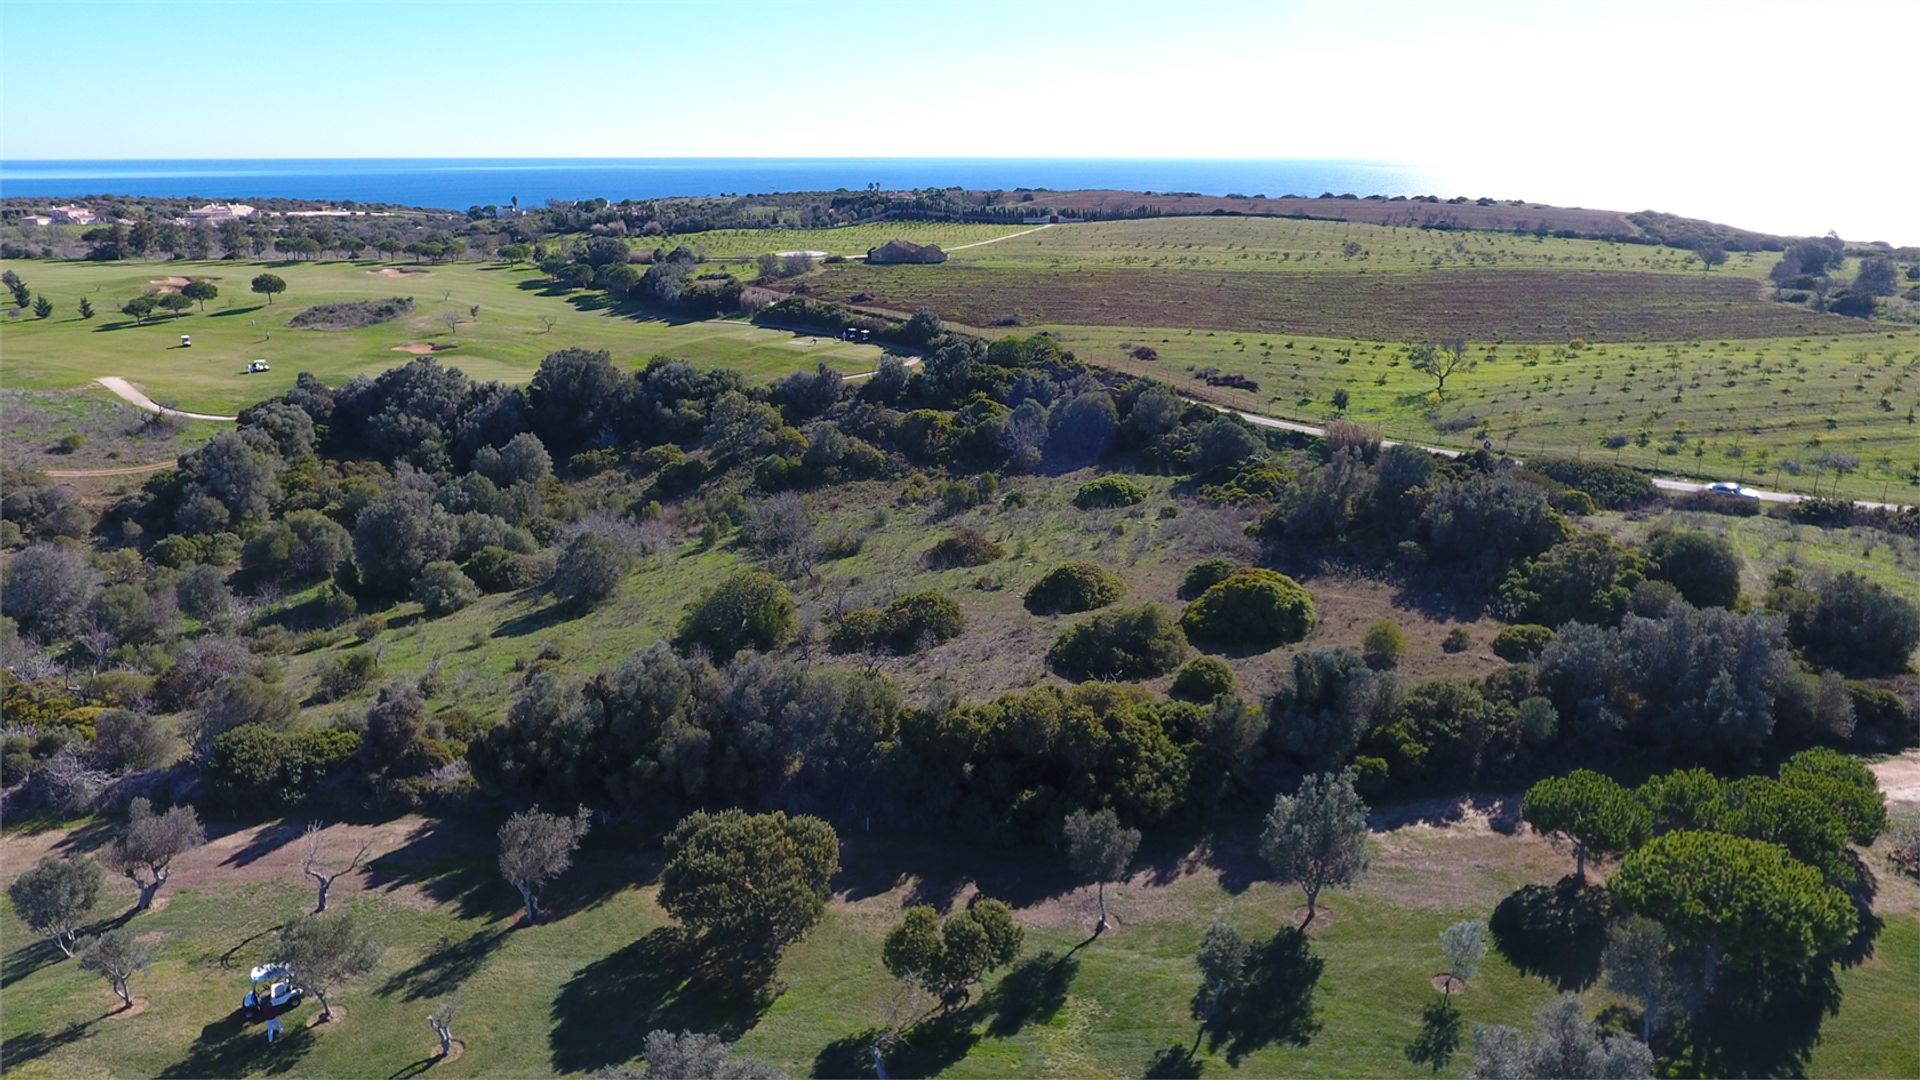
[186,202,257,222]
[49,205,96,225]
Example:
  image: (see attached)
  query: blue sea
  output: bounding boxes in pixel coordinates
[0,158,1450,211]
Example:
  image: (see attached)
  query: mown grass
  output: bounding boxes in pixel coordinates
[4,812,1912,1079]
[0,259,890,415]
[665,221,1036,262]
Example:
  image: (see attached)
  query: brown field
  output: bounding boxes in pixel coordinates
[1001,191,1643,235]
[796,264,1872,343]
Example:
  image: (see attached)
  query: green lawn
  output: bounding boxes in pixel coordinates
[0,259,891,415]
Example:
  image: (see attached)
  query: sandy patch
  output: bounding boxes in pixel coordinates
[390,343,454,355]
[1871,751,1920,807]
[306,1004,347,1029]
[149,276,191,287]
[102,996,152,1021]
[1430,974,1467,994]
[434,1039,467,1063]
[368,267,430,277]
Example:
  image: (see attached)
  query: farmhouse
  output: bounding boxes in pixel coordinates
[16,214,53,227]
[49,204,96,225]
[186,202,257,221]
[867,239,948,264]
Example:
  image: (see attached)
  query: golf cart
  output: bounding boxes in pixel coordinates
[246,359,271,374]
[242,963,303,1022]
[180,334,192,348]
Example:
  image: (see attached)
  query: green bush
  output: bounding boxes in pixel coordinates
[1646,527,1741,609]
[1170,656,1236,702]
[679,570,796,660]
[829,608,888,654]
[465,545,555,592]
[1180,558,1240,600]
[1361,619,1405,669]
[832,592,967,655]
[1024,562,1127,615]
[1047,604,1189,681]
[553,532,629,608]
[1491,624,1555,662]
[922,527,1005,570]
[1526,457,1656,509]
[315,650,380,702]
[413,561,480,616]
[1073,475,1148,510]
[203,724,360,808]
[1180,569,1316,647]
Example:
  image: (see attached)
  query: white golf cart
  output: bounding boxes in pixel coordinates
[241,962,303,1022]
[246,359,271,374]
[180,334,192,348]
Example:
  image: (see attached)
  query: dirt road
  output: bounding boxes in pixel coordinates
[94,376,236,422]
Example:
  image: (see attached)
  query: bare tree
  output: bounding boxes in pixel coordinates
[104,798,205,912]
[1409,338,1476,396]
[428,997,460,1056]
[301,823,372,914]
[441,311,462,336]
[539,314,557,334]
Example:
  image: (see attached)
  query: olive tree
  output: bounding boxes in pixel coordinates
[1063,807,1140,935]
[659,809,838,960]
[104,798,205,911]
[1439,918,1488,996]
[1469,994,1652,1079]
[276,911,381,1022]
[79,928,151,1009]
[497,806,591,924]
[1603,916,1682,1043]
[1260,768,1371,926]
[881,898,1023,1003]
[7,855,103,956]
[1192,921,1251,1026]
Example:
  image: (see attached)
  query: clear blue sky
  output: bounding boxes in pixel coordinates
[3,0,1915,238]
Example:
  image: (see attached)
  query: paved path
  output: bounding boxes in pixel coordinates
[95,376,237,422]
[842,356,923,381]
[945,222,1055,251]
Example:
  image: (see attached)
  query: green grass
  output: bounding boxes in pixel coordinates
[1027,324,1920,502]
[6,815,1912,1078]
[666,221,1039,262]
[0,258,891,415]
[1591,507,1920,605]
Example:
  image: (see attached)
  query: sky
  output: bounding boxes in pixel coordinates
[3,0,1916,240]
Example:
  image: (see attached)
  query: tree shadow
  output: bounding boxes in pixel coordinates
[811,1013,981,1080]
[387,1056,443,1079]
[1404,998,1463,1072]
[2,937,66,984]
[157,1009,316,1077]
[221,820,306,868]
[1146,1040,1205,1078]
[0,1019,91,1070]
[548,927,773,1074]
[208,305,265,318]
[1662,961,1844,1078]
[1489,877,1610,990]
[377,927,511,1001]
[982,950,1079,1037]
[1204,928,1323,1064]
[358,819,522,923]
[217,921,288,972]
[490,602,576,640]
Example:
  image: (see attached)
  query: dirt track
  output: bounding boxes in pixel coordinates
[94,377,236,422]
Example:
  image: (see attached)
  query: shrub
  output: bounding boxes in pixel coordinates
[1074,475,1148,509]
[316,650,380,702]
[1646,527,1741,609]
[1181,558,1240,600]
[1181,569,1317,647]
[1527,457,1657,509]
[1171,656,1236,701]
[829,608,888,654]
[1785,571,1920,675]
[922,527,1004,570]
[413,561,480,616]
[94,710,172,771]
[1047,604,1189,680]
[872,592,966,654]
[1442,627,1473,653]
[1492,624,1554,662]
[1024,562,1127,615]
[286,296,415,330]
[679,570,796,660]
[466,545,554,592]
[552,532,629,608]
[203,724,360,807]
[1361,620,1405,669]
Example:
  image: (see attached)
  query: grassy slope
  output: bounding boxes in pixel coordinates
[3,813,1912,1079]
[0,259,890,415]
[667,222,1037,261]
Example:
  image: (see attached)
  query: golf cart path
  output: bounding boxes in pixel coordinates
[95,376,237,422]
[946,222,1055,251]
[843,356,923,381]
[44,460,176,478]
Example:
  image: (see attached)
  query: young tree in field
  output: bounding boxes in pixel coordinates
[1409,338,1475,396]
[157,291,194,317]
[7,855,104,956]
[1192,921,1251,1027]
[250,272,286,304]
[1438,919,1488,997]
[78,296,95,320]
[1468,994,1653,1079]
[497,806,591,925]
[32,294,52,318]
[1610,831,1854,992]
[659,809,839,961]
[181,279,218,311]
[1260,768,1371,926]
[276,911,381,1022]
[1696,244,1728,270]
[427,997,460,1056]
[1603,916,1682,1043]
[105,797,205,912]
[302,823,373,914]
[1520,770,1650,881]
[79,928,151,1009]
[881,898,1023,1004]
[121,296,156,323]
[1063,807,1140,935]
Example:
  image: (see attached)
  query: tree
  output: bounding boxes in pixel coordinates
[413,560,480,615]
[622,1030,786,1080]
[353,489,458,596]
[1468,993,1652,1079]
[1520,770,1650,880]
[1646,527,1741,609]
[1362,619,1405,669]
[659,809,839,960]
[1409,338,1475,395]
[77,296,94,320]
[32,294,52,319]
[882,899,1023,1002]
[157,292,194,317]
[275,911,381,1022]
[1063,808,1141,934]
[1192,921,1251,1026]
[1776,747,1887,847]
[2,541,100,639]
[552,532,630,609]
[1260,768,1370,925]
[181,279,218,311]
[79,928,151,1009]
[7,856,103,956]
[1439,918,1488,996]
[427,998,459,1057]
[677,570,796,661]
[497,806,591,924]
[301,823,372,914]
[175,564,235,627]
[1610,830,1855,991]
[1603,916,1681,1043]
[1697,243,1728,270]
[121,296,156,323]
[1855,255,1899,296]
[250,272,286,304]
[104,798,205,911]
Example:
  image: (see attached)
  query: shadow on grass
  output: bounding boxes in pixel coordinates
[812,1013,980,1080]
[359,819,523,923]
[208,305,266,318]
[157,1009,315,1077]
[1,936,67,984]
[0,1019,92,1071]
[1662,961,1845,1078]
[221,820,307,868]
[1489,877,1610,991]
[377,927,511,1001]
[982,950,1078,1037]
[549,927,773,1074]
[1203,928,1323,1065]
[1405,998,1463,1072]
[491,601,576,640]
[1145,1041,1205,1078]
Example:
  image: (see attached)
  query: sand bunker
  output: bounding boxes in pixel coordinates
[368,267,430,277]
[149,276,191,287]
[391,342,454,355]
